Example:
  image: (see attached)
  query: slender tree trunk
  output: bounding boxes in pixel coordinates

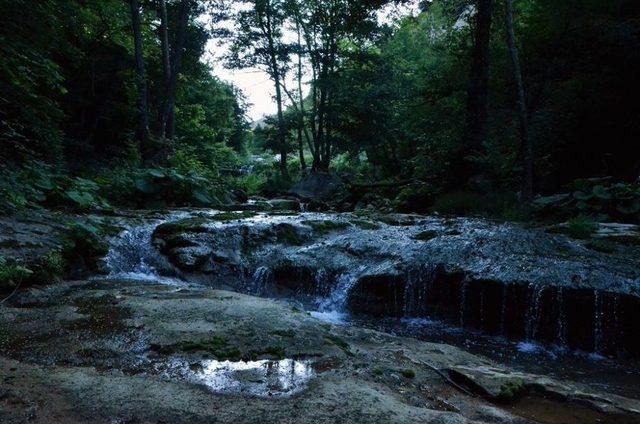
[129,0,151,161]
[157,0,171,137]
[505,0,532,203]
[264,9,288,180]
[465,0,493,156]
[296,21,307,175]
[163,0,190,140]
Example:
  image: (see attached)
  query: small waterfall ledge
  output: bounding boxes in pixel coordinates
[144,211,640,358]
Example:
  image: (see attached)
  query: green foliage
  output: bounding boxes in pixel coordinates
[534,179,640,223]
[497,378,526,403]
[61,220,109,272]
[565,216,598,240]
[431,191,519,218]
[29,251,66,283]
[0,257,32,293]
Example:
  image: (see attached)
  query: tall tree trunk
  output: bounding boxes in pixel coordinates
[465,0,493,157]
[157,0,171,138]
[505,0,533,203]
[296,21,307,175]
[129,0,151,162]
[264,8,288,180]
[163,0,190,140]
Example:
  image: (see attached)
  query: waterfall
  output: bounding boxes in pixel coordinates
[525,284,545,340]
[103,218,180,283]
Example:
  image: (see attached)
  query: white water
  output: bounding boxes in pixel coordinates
[102,214,186,285]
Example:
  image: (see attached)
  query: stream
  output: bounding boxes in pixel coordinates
[102,209,640,400]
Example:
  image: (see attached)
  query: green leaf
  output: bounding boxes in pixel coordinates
[573,191,593,201]
[592,185,612,200]
[134,177,157,194]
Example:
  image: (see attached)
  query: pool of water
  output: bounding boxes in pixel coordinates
[159,357,315,397]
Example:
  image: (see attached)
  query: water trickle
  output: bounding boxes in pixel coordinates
[403,265,437,317]
[459,278,470,326]
[594,290,605,354]
[525,284,545,340]
[315,268,330,296]
[500,284,509,335]
[300,203,308,213]
[556,287,567,345]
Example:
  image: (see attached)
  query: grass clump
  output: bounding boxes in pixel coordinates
[400,369,416,379]
[566,216,598,239]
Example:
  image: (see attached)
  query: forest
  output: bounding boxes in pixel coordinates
[1,1,640,423]
[2,0,638,218]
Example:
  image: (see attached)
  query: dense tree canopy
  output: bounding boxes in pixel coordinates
[1,0,638,220]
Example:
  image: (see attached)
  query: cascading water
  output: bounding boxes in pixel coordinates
[102,214,185,284]
[245,266,273,295]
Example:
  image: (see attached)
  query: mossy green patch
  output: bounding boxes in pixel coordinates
[301,220,350,234]
[155,217,209,235]
[211,211,257,221]
[413,230,439,241]
[497,378,526,402]
[324,335,354,356]
[350,219,381,230]
[181,336,242,361]
[250,346,286,360]
[377,215,416,226]
[400,369,416,379]
[275,224,304,245]
[272,329,296,338]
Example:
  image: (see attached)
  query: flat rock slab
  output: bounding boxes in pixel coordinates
[1,279,639,423]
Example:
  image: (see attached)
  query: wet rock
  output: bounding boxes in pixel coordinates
[269,198,300,211]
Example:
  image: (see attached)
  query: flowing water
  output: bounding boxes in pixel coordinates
[103,211,640,399]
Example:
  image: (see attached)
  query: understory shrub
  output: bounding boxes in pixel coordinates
[534,178,640,223]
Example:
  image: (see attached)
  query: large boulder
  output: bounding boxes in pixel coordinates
[290,172,345,202]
